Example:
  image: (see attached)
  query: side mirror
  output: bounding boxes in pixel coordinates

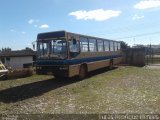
[32,41,36,50]
[33,44,35,50]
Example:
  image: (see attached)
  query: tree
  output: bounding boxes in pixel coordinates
[1,47,12,52]
[120,41,129,50]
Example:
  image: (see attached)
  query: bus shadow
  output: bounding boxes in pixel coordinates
[0,67,117,103]
[0,77,80,103]
[87,66,118,78]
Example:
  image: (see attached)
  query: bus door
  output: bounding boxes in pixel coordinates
[69,38,80,58]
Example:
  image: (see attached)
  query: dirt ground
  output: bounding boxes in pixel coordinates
[0,66,160,114]
[145,64,160,69]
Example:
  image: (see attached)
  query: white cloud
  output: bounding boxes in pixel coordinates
[134,0,160,10]
[28,19,34,24]
[34,25,38,28]
[69,9,121,21]
[132,14,144,20]
[21,31,26,34]
[28,19,39,24]
[39,24,49,29]
[10,29,16,32]
[10,29,27,35]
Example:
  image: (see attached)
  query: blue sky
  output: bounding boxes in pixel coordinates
[0,0,160,50]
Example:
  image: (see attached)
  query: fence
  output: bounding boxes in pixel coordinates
[145,47,160,65]
[122,48,145,66]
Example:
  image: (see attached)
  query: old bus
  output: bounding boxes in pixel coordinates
[35,31,122,79]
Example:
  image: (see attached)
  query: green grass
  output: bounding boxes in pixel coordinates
[0,66,160,114]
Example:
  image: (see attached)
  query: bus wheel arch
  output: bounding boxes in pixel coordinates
[79,63,88,79]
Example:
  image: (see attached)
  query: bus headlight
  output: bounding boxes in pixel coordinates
[59,66,68,70]
[36,67,41,70]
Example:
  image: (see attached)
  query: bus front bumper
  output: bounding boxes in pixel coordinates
[36,65,69,77]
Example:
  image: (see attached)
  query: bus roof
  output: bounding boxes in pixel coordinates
[37,30,120,42]
[37,30,66,40]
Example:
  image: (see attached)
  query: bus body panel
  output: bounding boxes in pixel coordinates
[68,56,122,77]
[69,64,80,77]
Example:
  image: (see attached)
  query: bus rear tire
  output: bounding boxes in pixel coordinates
[79,65,87,79]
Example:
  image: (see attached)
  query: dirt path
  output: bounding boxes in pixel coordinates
[144,64,160,69]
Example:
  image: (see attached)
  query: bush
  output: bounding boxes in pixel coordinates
[8,68,33,79]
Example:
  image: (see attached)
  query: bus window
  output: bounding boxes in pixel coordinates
[114,42,118,51]
[104,41,110,51]
[97,40,104,52]
[80,37,88,52]
[110,41,114,51]
[51,40,67,58]
[117,42,119,51]
[118,42,121,50]
[52,40,67,53]
[69,39,79,52]
[89,38,97,52]
[37,41,50,56]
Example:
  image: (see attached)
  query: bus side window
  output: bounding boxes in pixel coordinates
[114,42,118,51]
[89,38,97,52]
[69,39,79,52]
[104,41,110,51]
[80,37,89,52]
[97,40,104,52]
[116,42,119,51]
[118,42,121,50]
[69,39,80,58]
[110,41,114,51]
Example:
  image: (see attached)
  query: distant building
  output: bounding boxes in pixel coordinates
[133,44,160,55]
[0,48,36,69]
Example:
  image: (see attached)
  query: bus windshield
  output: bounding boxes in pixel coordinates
[37,39,67,59]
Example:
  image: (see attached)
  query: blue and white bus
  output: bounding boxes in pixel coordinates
[36,31,122,79]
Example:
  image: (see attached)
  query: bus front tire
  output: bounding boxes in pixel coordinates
[79,65,87,79]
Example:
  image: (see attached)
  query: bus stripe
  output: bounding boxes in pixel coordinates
[36,55,122,66]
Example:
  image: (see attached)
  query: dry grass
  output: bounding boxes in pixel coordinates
[0,66,160,114]
[7,68,33,79]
